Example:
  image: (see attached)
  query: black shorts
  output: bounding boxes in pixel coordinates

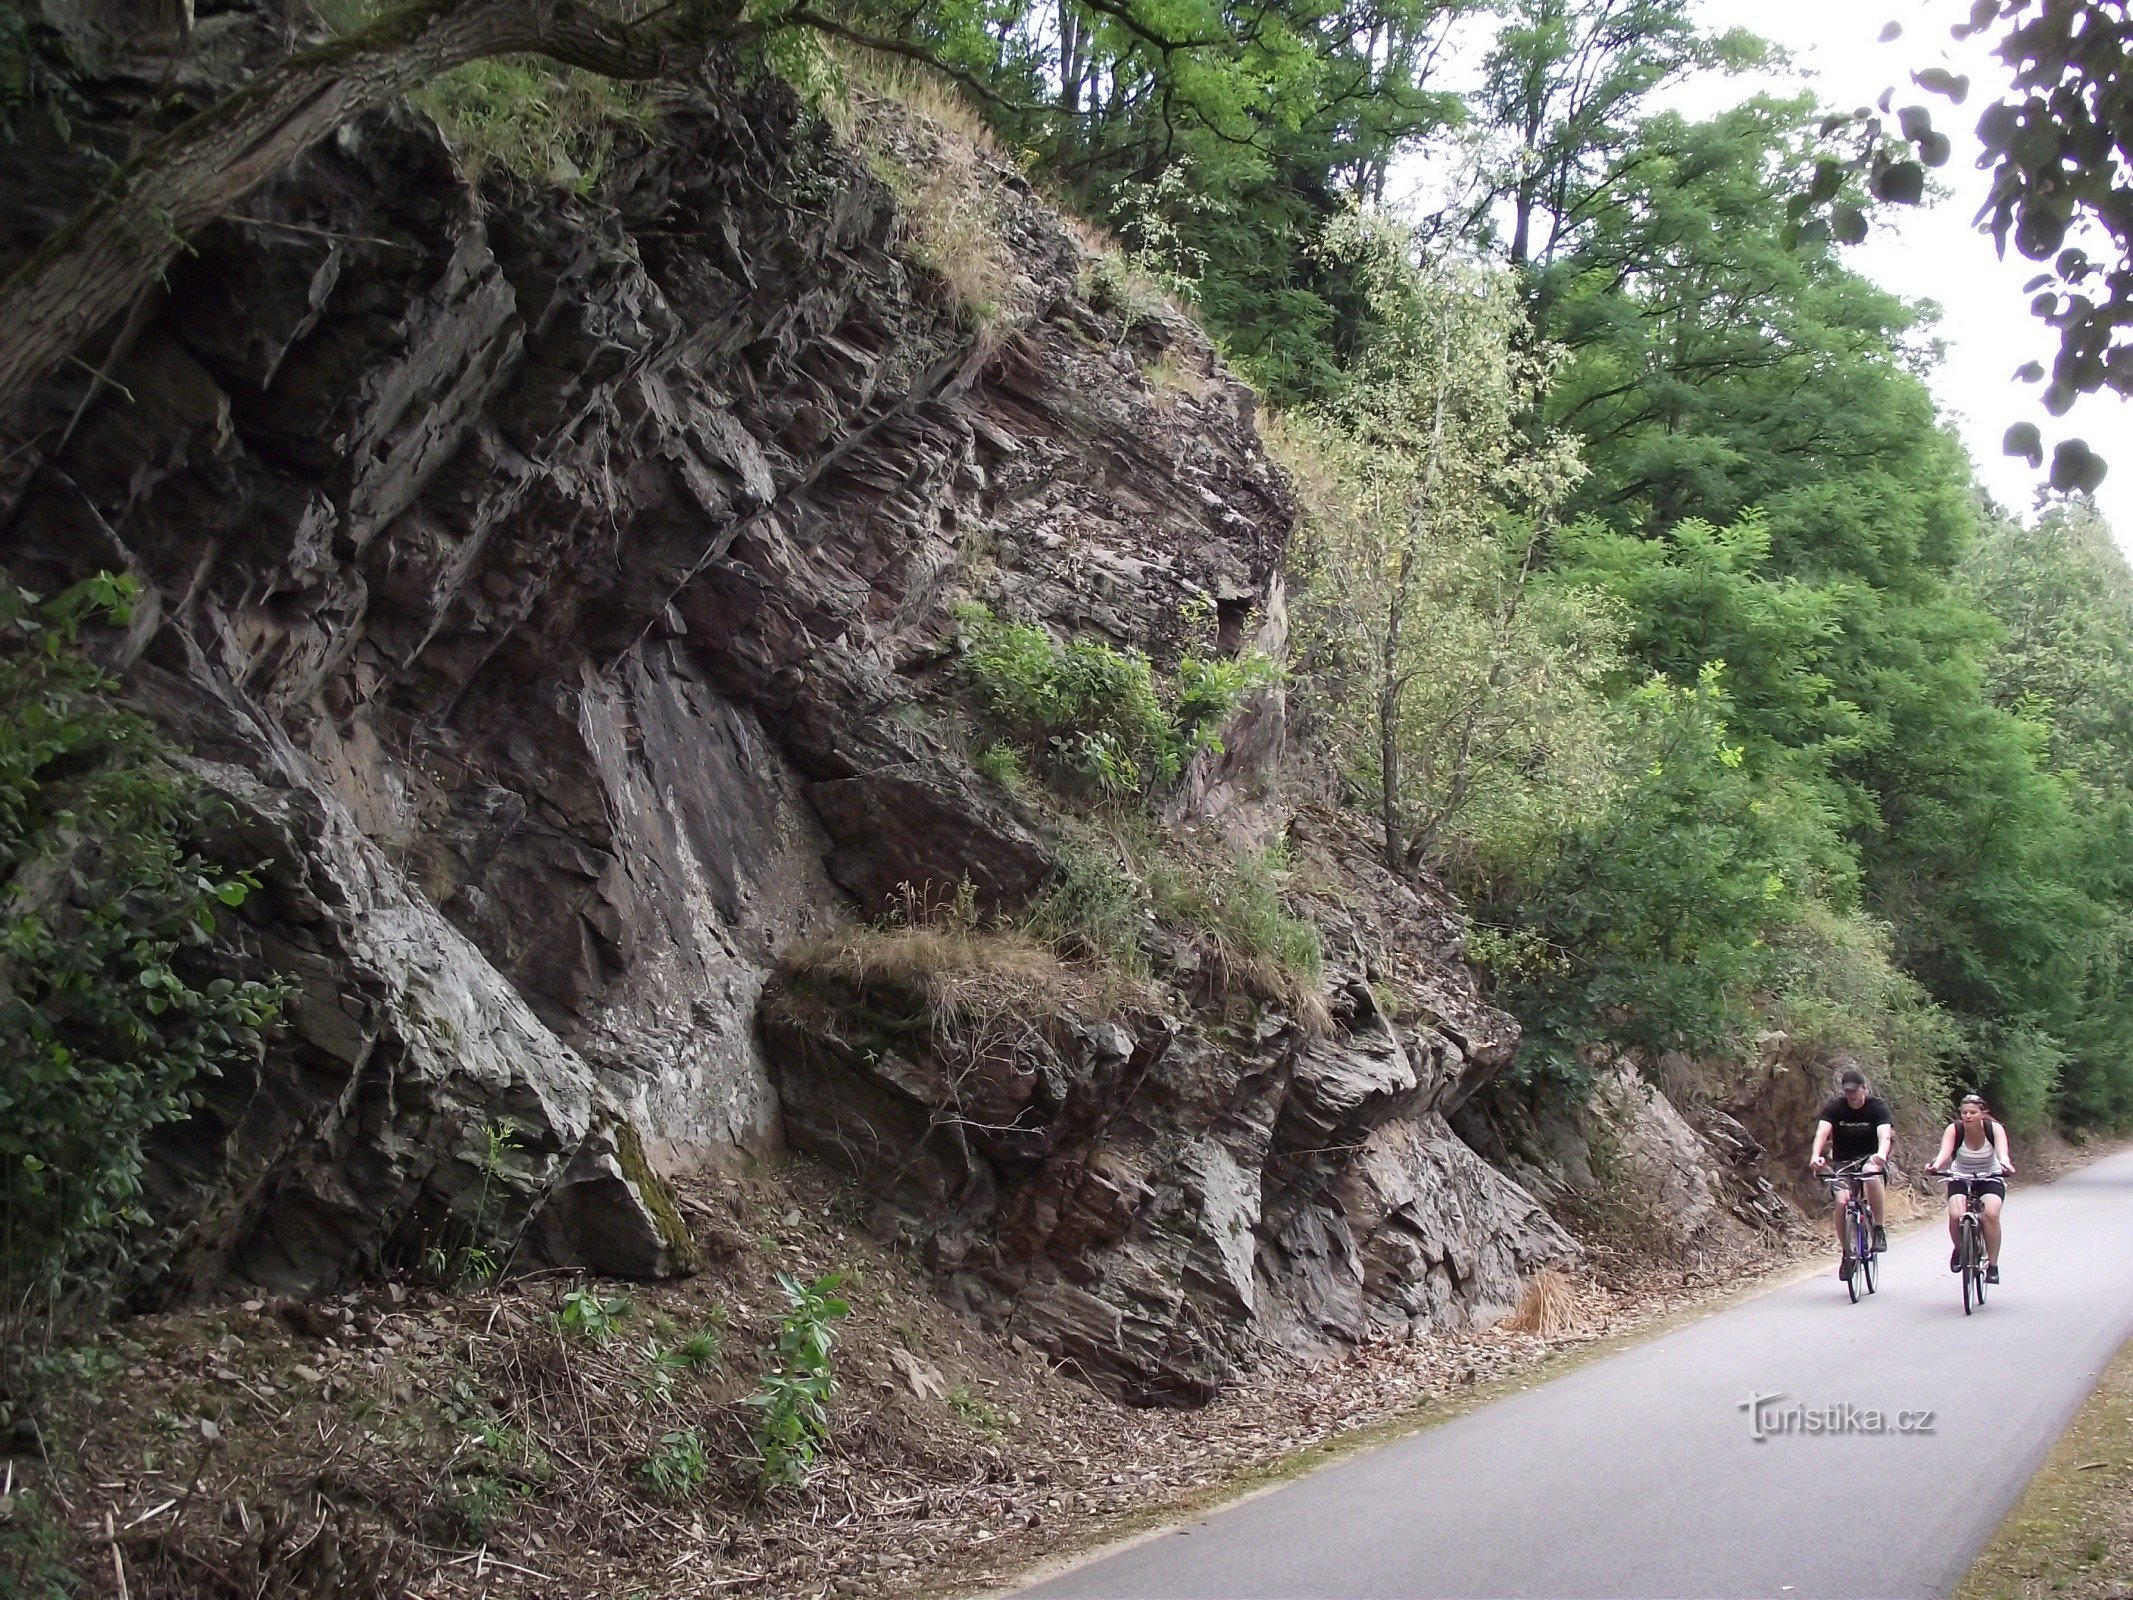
[1945,1176,2006,1202]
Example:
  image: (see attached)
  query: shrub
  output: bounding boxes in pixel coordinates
[553,1287,630,1343]
[0,572,286,1322]
[414,57,652,192]
[1019,836,1148,972]
[636,1429,711,1501]
[952,603,1277,796]
[1147,845,1323,1013]
[747,1272,850,1491]
[972,740,1028,795]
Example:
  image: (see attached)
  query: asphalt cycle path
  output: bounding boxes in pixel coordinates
[1012,1148,2133,1600]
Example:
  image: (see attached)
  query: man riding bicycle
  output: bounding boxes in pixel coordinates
[1809,1067,1892,1273]
[1925,1093,2016,1285]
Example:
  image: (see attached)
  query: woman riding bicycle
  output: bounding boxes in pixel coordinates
[1925,1093,2016,1285]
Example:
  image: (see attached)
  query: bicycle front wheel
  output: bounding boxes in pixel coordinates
[1961,1226,1977,1315]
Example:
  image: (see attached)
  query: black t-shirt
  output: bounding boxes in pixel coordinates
[1819,1094,1893,1163]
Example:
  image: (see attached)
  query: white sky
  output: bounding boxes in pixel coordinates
[1670,0,2132,547]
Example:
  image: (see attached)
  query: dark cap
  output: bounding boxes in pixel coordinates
[1838,1068,1867,1089]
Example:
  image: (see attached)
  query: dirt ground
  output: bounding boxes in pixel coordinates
[2,1155,1819,1600]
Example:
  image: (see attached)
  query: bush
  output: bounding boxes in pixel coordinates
[1147,845,1323,1011]
[0,573,285,1321]
[1019,835,1148,971]
[414,57,652,192]
[952,603,1277,796]
[747,1272,850,1490]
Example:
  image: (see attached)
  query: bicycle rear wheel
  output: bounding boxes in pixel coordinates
[1862,1240,1878,1295]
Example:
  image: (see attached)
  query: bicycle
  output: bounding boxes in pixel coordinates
[1934,1172,2003,1316]
[1817,1159,1882,1302]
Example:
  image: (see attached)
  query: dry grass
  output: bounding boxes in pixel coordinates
[1501,1268,1593,1338]
[823,45,1001,155]
[792,920,1114,1030]
[820,48,1026,327]
[1142,350,1214,411]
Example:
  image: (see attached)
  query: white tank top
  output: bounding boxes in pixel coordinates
[1948,1126,2001,1179]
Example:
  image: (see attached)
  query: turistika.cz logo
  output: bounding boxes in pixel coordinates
[1738,1392,1937,1442]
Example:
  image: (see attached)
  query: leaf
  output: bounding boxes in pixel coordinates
[1878,20,1902,40]
[2049,438,2107,493]
[2003,422,2044,466]
[214,881,249,907]
[1898,105,1934,143]
[1912,68,1970,102]
[2015,202,2068,260]
[1871,162,1926,204]
[1831,205,1868,245]
[2013,361,2045,382]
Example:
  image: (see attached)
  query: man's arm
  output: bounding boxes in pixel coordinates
[1810,1119,1834,1167]
[1873,1117,1893,1171]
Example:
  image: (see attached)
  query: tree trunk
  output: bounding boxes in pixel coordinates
[0,0,740,420]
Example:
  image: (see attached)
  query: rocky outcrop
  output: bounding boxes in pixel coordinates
[2,13,1579,1381]
[761,859,1574,1403]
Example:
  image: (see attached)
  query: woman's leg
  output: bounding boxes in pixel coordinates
[1982,1191,2005,1263]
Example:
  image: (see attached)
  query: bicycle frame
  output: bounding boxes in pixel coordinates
[1820,1163,1881,1302]
[1945,1175,1999,1315]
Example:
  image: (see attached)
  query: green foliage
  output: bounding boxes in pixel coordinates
[830,0,1468,402]
[553,1288,631,1344]
[0,573,286,1320]
[636,1429,711,1500]
[946,1382,1014,1440]
[1474,665,1823,1071]
[1146,845,1322,997]
[0,7,83,144]
[1019,835,1147,971]
[0,1483,74,1600]
[1282,220,1617,879]
[747,1272,850,1491]
[414,57,652,193]
[972,741,1028,795]
[952,602,1276,796]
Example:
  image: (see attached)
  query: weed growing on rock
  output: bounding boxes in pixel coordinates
[413,58,652,193]
[747,1272,850,1491]
[973,740,1029,795]
[1020,835,1148,973]
[951,601,1277,796]
[0,570,287,1331]
[1147,845,1324,1016]
[946,1381,1015,1440]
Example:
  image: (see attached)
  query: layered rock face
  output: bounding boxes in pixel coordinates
[1,27,1572,1390]
[761,825,1575,1403]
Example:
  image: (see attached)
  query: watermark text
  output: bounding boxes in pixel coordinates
[1738,1391,1937,1442]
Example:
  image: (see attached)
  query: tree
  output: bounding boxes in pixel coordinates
[1282,220,1614,877]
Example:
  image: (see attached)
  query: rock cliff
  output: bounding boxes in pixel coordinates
[2,26,1582,1397]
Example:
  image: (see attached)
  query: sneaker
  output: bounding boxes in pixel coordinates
[1950,1247,1962,1273]
[1838,1261,1852,1281]
[1987,1264,2001,1285]
[1872,1225,1888,1254]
